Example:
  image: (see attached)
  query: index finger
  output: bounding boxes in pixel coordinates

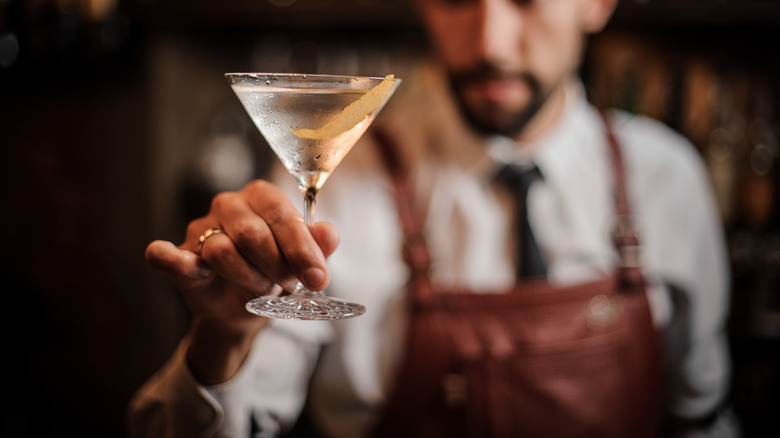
[240,180,329,290]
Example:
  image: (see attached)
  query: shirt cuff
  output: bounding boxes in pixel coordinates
[128,337,225,438]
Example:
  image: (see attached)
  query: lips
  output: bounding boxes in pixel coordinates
[461,76,529,104]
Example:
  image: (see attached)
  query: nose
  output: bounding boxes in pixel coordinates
[476,0,524,67]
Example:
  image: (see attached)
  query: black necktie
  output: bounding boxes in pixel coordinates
[495,164,547,279]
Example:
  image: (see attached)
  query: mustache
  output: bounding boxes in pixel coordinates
[450,63,540,90]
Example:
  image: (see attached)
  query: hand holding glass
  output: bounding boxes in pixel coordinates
[225,73,401,320]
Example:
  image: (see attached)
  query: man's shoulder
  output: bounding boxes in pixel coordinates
[607,109,706,178]
[609,110,694,154]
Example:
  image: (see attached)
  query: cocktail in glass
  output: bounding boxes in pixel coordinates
[225,73,401,320]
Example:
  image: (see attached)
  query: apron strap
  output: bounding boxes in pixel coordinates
[373,128,436,303]
[601,111,647,293]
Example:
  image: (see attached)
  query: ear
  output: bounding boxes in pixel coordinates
[581,0,619,34]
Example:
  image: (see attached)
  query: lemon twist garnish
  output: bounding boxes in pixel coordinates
[292,74,395,140]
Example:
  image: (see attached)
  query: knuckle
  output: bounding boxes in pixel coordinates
[243,180,278,204]
[244,180,298,225]
[263,204,299,227]
[230,219,265,247]
[245,179,270,194]
[210,191,237,213]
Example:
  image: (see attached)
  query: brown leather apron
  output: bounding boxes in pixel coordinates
[370,116,663,438]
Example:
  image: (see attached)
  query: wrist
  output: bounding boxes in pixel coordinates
[186,316,267,385]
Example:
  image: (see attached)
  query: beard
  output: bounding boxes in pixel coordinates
[448,63,550,138]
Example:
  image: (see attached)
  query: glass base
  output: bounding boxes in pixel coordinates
[246,289,366,320]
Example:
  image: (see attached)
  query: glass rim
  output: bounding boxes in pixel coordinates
[224,72,399,81]
[224,73,401,92]
[224,72,401,82]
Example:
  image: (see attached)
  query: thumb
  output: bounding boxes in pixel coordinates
[146,240,215,284]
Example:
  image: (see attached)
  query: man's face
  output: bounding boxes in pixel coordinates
[417,0,608,137]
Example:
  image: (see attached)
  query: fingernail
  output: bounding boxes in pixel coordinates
[303,268,325,289]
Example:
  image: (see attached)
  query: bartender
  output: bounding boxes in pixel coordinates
[130,0,737,436]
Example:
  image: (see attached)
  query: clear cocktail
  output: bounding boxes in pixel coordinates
[225,73,401,320]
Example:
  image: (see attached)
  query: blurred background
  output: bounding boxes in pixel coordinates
[1,0,778,436]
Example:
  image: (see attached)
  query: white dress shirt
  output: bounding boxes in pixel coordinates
[129,63,735,438]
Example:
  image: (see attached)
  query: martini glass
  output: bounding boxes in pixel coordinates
[225,73,401,320]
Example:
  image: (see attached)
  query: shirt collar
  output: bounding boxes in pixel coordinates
[481,79,593,182]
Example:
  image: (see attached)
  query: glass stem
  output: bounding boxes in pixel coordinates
[299,185,320,296]
[301,186,318,226]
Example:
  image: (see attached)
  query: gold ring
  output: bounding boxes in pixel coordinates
[198,228,223,254]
